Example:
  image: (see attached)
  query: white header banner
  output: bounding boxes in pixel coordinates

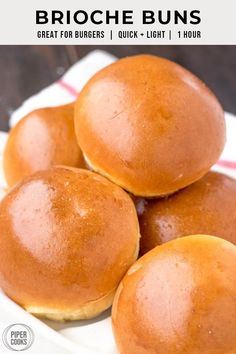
[0,0,235,44]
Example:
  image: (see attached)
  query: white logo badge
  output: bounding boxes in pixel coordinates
[2,324,34,351]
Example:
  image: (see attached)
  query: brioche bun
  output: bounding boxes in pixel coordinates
[4,103,84,187]
[0,167,139,321]
[112,235,236,354]
[75,55,225,197]
[138,171,236,254]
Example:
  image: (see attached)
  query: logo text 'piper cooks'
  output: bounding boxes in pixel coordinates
[2,324,34,351]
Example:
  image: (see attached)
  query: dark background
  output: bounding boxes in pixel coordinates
[0,45,235,131]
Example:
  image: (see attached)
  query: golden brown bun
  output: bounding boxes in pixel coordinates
[138,171,236,255]
[112,235,236,354]
[74,55,225,197]
[0,167,139,321]
[4,103,85,187]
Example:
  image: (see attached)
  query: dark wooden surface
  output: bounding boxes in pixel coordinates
[0,45,235,131]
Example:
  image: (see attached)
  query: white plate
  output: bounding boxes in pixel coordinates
[0,289,116,354]
[0,113,236,354]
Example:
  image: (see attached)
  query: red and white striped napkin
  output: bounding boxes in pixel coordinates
[10,50,116,127]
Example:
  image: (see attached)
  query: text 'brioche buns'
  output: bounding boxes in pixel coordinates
[74,55,225,197]
[0,167,139,321]
[138,171,236,255]
[112,235,236,354]
[4,103,85,187]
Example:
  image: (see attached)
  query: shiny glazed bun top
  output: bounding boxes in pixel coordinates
[75,55,225,197]
[112,235,236,354]
[0,167,139,321]
[4,103,85,187]
[138,171,236,254]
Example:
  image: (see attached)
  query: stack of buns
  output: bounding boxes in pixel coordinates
[1,54,236,353]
